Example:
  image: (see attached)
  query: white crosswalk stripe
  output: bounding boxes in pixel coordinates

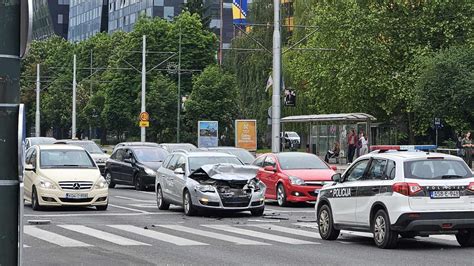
[428,235,456,241]
[24,226,92,247]
[202,224,317,245]
[158,225,269,245]
[59,225,150,246]
[247,224,322,240]
[108,225,208,246]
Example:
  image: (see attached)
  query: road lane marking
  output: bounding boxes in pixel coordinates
[202,225,317,245]
[265,208,315,213]
[108,225,208,246]
[59,225,150,246]
[158,225,269,246]
[109,204,150,214]
[429,235,456,241]
[128,204,159,209]
[137,191,155,195]
[114,196,155,203]
[24,212,179,218]
[24,226,91,247]
[293,222,318,229]
[247,224,321,240]
[23,244,30,248]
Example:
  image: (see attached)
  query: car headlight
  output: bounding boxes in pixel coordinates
[248,178,264,192]
[144,167,156,176]
[289,176,306,186]
[196,185,216,193]
[39,178,56,189]
[95,177,108,189]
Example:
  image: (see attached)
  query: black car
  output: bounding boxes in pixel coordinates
[105,146,169,190]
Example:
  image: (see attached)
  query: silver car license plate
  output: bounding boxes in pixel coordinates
[65,193,88,199]
[430,190,460,199]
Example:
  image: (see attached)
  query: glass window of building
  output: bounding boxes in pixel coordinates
[58,14,64,24]
[154,0,163,6]
[163,6,174,20]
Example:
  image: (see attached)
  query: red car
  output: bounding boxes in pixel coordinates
[253,152,337,206]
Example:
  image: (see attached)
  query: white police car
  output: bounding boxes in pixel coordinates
[315,145,474,249]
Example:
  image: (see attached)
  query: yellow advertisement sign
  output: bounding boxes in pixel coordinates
[235,120,257,150]
[139,121,149,127]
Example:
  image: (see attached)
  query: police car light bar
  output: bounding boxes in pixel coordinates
[370,145,437,152]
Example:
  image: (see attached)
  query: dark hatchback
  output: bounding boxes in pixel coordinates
[105,146,169,190]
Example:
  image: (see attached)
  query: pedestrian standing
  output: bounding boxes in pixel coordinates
[359,132,368,155]
[461,132,473,168]
[347,129,356,163]
[456,132,464,157]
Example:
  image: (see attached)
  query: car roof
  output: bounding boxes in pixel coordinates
[174,151,237,158]
[117,142,159,146]
[56,139,95,144]
[35,144,85,151]
[361,151,463,162]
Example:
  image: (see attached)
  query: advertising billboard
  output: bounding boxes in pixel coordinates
[235,120,257,151]
[198,121,218,148]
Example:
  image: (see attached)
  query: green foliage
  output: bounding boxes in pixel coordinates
[412,45,474,133]
[182,0,212,28]
[185,65,239,144]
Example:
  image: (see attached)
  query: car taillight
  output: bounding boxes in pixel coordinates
[468,182,474,192]
[392,182,422,196]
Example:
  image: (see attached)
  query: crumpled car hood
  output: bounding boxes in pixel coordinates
[189,164,259,182]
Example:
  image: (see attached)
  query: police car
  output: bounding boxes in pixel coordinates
[315,145,474,249]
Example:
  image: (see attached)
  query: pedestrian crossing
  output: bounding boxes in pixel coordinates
[23,222,458,249]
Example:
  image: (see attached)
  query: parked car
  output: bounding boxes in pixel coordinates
[201,147,255,165]
[281,131,301,150]
[23,144,108,210]
[25,137,56,150]
[253,152,337,206]
[105,146,169,190]
[112,142,160,153]
[159,143,197,153]
[155,151,265,216]
[56,140,110,175]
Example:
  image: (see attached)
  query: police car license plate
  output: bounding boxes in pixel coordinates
[65,193,88,199]
[430,191,460,199]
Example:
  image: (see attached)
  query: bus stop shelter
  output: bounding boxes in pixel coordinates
[281,113,377,163]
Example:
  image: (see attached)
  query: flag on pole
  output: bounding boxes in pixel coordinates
[265,74,273,92]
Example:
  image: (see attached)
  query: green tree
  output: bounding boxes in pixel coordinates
[182,0,211,28]
[412,45,474,134]
[184,65,239,144]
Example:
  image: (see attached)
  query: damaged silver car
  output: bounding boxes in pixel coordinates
[155,151,266,216]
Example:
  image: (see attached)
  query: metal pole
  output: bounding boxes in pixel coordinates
[219,0,223,65]
[141,35,146,142]
[271,0,281,153]
[35,63,40,137]
[177,29,182,143]
[89,49,92,139]
[436,128,438,147]
[72,54,77,139]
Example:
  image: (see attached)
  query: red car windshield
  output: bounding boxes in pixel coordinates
[277,153,328,170]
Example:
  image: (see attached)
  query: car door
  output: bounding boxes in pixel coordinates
[331,159,370,224]
[156,155,173,198]
[110,149,126,183]
[262,156,279,198]
[169,155,187,203]
[355,158,388,226]
[23,147,36,201]
[163,155,180,204]
[122,149,136,185]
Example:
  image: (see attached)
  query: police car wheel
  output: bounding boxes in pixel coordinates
[456,229,474,247]
[277,184,288,207]
[318,205,339,240]
[372,210,398,249]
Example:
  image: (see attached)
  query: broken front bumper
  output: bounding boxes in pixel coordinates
[190,188,265,210]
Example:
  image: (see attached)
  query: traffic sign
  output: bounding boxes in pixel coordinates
[139,112,149,122]
[139,121,149,127]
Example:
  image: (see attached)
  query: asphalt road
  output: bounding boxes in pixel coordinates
[23,186,474,266]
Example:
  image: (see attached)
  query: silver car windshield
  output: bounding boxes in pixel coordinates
[404,159,473,179]
[189,157,243,172]
[40,150,95,168]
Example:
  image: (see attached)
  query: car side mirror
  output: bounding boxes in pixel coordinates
[330,165,337,171]
[331,173,342,183]
[263,166,276,172]
[25,164,35,171]
[174,168,185,175]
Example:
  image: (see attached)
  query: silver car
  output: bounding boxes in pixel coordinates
[155,151,266,216]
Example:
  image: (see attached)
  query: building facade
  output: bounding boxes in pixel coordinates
[33,0,70,40]
[68,0,108,42]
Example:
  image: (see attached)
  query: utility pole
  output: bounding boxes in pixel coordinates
[35,64,40,137]
[177,30,182,143]
[72,54,77,139]
[141,35,146,142]
[271,0,281,153]
[219,0,224,65]
[89,49,93,139]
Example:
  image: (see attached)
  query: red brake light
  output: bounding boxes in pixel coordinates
[392,182,422,196]
[468,182,474,192]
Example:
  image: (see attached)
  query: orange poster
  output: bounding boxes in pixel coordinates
[235,120,257,150]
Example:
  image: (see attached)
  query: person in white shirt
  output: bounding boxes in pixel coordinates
[359,132,368,155]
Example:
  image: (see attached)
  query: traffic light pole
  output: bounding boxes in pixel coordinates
[271,0,281,153]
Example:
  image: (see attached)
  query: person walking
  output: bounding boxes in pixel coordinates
[461,132,473,168]
[347,129,356,163]
[359,132,368,156]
